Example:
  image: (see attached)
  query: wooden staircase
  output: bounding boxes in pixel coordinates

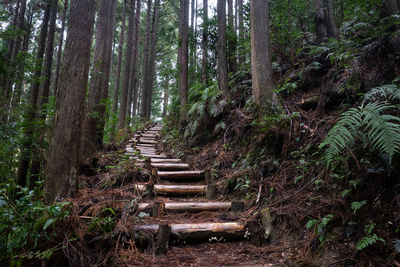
[124,124,264,258]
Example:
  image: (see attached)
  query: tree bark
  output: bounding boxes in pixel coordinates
[145,0,160,120]
[83,0,116,157]
[140,0,153,120]
[217,0,229,98]
[162,73,169,117]
[127,0,142,122]
[315,0,327,43]
[16,0,51,188]
[189,0,195,85]
[44,0,96,203]
[201,0,208,84]
[237,0,244,66]
[227,0,237,74]
[112,0,126,119]
[250,0,276,109]
[384,0,399,15]
[54,0,69,97]
[323,0,338,40]
[178,0,189,121]
[118,0,136,130]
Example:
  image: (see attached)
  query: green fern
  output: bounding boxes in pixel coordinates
[363,84,400,103]
[320,102,400,167]
[356,234,385,250]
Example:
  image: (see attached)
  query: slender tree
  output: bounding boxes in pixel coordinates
[127,0,142,123]
[140,0,153,120]
[162,72,170,118]
[201,0,208,84]
[178,0,189,121]
[83,0,116,157]
[53,0,69,97]
[118,0,136,130]
[238,0,244,66]
[250,0,276,109]
[131,0,142,117]
[217,0,229,98]
[324,0,338,40]
[16,0,51,188]
[385,0,399,15]
[227,0,237,74]
[145,0,160,120]
[45,0,96,203]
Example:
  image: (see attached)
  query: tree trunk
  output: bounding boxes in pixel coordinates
[323,0,338,40]
[9,5,33,122]
[189,0,195,86]
[238,0,244,66]
[29,0,59,187]
[83,0,116,157]
[112,0,126,119]
[44,0,96,203]
[178,0,189,121]
[54,0,69,97]
[127,0,142,123]
[227,0,237,74]
[162,73,169,117]
[140,0,153,120]
[250,0,276,109]
[217,0,229,98]
[384,0,399,15]
[315,0,327,43]
[145,0,160,120]
[118,0,136,130]
[16,0,51,188]
[201,0,208,84]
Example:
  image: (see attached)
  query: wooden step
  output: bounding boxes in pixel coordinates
[151,163,190,171]
[134,222,246,242]
[151,158,182,163]
[157,170,204,181]
[141,154,167,158]
[138,201,243,212]
[154,184,206,195]
[138,139,158,144]
[134,143,155,147]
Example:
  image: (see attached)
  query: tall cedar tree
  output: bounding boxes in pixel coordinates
[178,0,189,121]
[145,0,160,120]
[127,0,142,122]
[227,0,237,74]
[112,0,126,121]
[16,0,51,187]
[118,0,136,130]
[238,0,244,66]
[250,0,276,108]
[83,0,116,157]
[163,73,170,117]
[140,0,153,120]
[201,0,208,84]
[131,0,142,117]
[45,0,96,203]
[217,0,229,98]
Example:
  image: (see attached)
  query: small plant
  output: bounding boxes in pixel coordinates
[306,214,334,242]
[356,224,385,250]
[351,200,367,214]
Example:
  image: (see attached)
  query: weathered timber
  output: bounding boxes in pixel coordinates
[151,158,182,163]
[138,201,233,212]
[134,143,155,147]
[157,170,204,182]
[248,221,263,246]
[134,222,246,242]
[138,139,158,144]
[155,224,170,255]
[151,163,190,171]
[154,184,206,195]
[152,201,164,218]
[140,154,167,158]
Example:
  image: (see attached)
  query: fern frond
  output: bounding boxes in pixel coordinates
[356,234,385,250]
[320,102,400,167]
[363,84,400,103]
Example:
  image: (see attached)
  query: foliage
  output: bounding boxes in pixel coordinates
[320,101,400,168]
[0,181,70,264]
[306,214,334,243]
[362,84,400,103]
[185,82,225,138]
[356,224,385,251]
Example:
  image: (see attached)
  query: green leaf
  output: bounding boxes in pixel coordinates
[43,218,56,230]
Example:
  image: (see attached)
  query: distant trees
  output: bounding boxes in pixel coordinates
[314,0,338,43]
[217,0,229,99]
[178,0,189,121]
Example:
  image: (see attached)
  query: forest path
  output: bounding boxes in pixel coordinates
[123,124,273,266]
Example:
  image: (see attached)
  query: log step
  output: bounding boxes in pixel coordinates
[138,139,158,144]
[134,222,246,242]
[151,158,182,163]
[151,163,190,171]
[138,201,243,212]
[157,170,204,181]
[154,184,206,195]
